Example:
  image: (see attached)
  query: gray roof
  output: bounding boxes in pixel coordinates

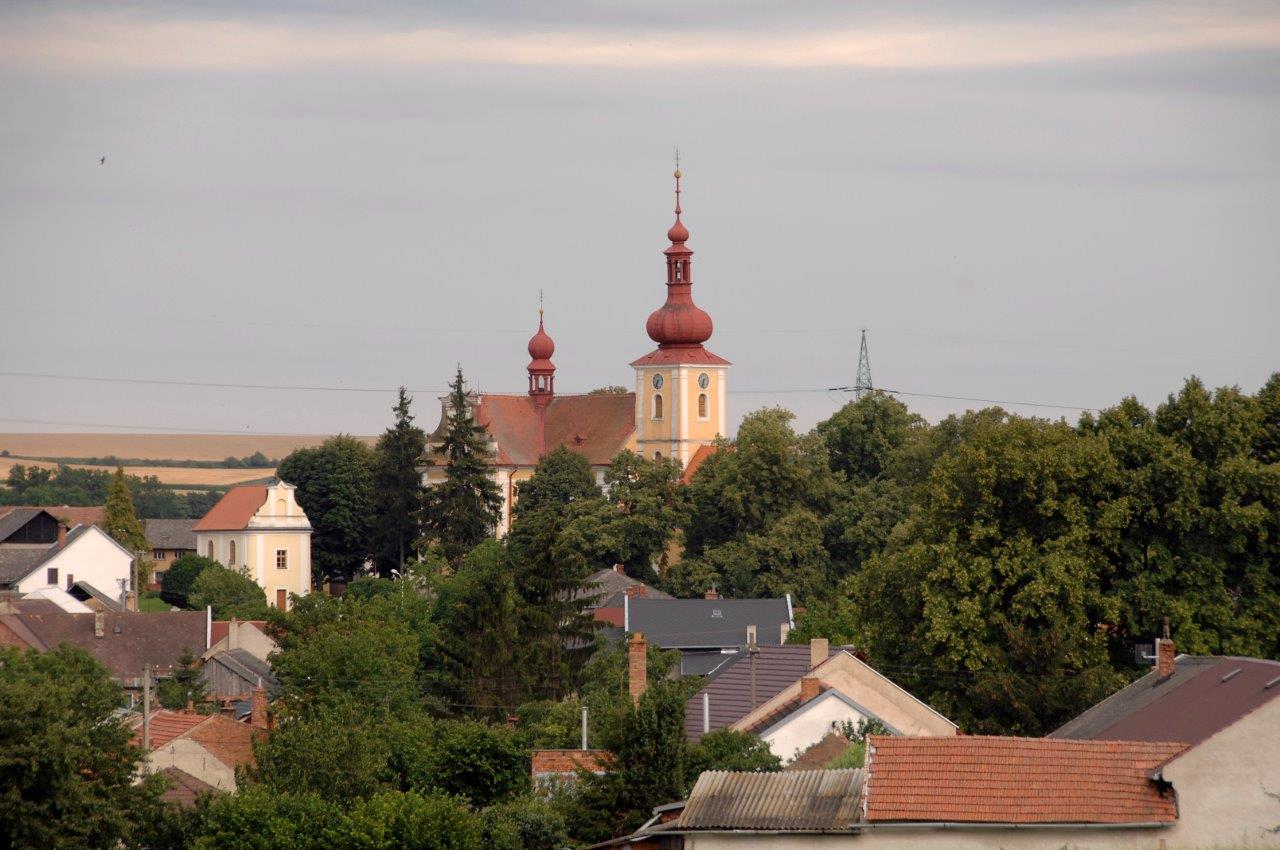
[684,645,835,742]
[207,648,276,688]
[70,579,125,612]
[678,769,864,831]
[1049,655,1280,747]
[0,525,95,587]
[626,597,793,650]
[0,508,48,542]
[586,567,671,608]
[143,519,198,551]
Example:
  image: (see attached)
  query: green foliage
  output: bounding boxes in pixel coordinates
[684,729,781,787]
[0,645,159,849]
[105,467,149,551]
[422,369,503,566]
[601,450,688,580]
[161,554,218,607]
[138,592,172,612]
[480,796,570,850]
[189,566,272,620]
[373,387,428,576]
[825,742,865,769]
[277,434,377,585]
[387,718,530,807]
[786,574,860,645]
[158,647,211,711]
[0,463,220,518]
[512,445,599,516]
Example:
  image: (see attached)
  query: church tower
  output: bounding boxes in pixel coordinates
[631,169,730,465]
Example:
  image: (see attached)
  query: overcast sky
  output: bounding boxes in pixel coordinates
[1,0,1277,438]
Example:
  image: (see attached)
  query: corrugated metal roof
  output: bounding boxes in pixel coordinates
[678,769,864,831]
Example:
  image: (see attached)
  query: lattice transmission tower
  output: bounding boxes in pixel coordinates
[854,328,873,400]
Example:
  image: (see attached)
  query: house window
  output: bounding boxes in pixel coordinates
[276,549,288,570]
[206,541,214,558]
[228,540,236,566]
[653,394,663,420]
[66,573,74,590]
[698,393,708,419]
[153,549,164,560]
[47,567,58,586]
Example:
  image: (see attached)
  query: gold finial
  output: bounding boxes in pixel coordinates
[538,289,544,321]
[674,148,682,179]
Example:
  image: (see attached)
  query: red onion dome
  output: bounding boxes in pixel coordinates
[667,218,689,243]
[646,298,713,347]
[527,315,555,368]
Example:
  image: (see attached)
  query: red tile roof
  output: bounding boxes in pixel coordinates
[630,346,731,367]
[682,444,719,484]
[186,713,261,770]
[133,710,210,750]
[436,393,636,467]
[864,736,1187,825]
[157,766,218,807]
[194,486,266,531]
[8,505,105,527]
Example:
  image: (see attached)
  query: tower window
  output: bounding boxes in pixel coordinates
[228,540,236,566]
[675,263,683,280]
[207,540,214,558]
[653,394,664,420]
[698,393,709,419]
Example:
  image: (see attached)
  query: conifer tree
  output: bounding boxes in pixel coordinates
[104,468,150,585]
[372,387,427,576]
[422,369,502,565]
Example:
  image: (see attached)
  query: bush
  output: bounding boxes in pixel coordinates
[189,566,271,620]
[161,555,218,608]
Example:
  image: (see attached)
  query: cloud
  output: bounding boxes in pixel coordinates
[4,2,1280,72]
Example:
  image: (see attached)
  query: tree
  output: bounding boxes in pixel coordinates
[684,729,780,787]
[422,369,502,565]
[511,446,599,518]
[189,566,272,620]
[158,647,211,711]
[249,697,394,801]
[433,541,522,719]
[373,387,427,576]
[601,451,687,581]
[0,645,161,849]
[105,466,150,584]
[160,554,217,608]
[278,435,377,585]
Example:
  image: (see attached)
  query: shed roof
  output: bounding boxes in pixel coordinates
[864,735,1186,824]
[0,507,54,541]
[678,769,863,831]
[1049,655,1280,749]
[157,766,218,807]
[627,596,792,650]
[193,486,267,532]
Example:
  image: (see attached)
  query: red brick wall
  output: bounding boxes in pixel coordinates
[531,749,610,775]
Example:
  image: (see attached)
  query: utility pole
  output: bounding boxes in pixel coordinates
[141,663,152,754]
[854,328,874,401]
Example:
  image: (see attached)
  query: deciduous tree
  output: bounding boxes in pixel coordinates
[278,435,377,585]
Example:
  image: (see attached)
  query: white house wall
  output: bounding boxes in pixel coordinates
[14,527,133,599]
[147,739,237,791]
[764,694,871,764]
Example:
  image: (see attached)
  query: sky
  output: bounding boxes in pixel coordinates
[1,0,1277,439]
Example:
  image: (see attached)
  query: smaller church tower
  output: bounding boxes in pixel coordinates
[527,308,556,406]
[631,169,730,465]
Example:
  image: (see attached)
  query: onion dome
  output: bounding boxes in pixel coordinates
[646,168,714,348]
[527,312,555,366]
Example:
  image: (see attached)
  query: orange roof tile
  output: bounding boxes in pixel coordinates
[682,444,719,484]
[193,486,266,531]
[437,393,635,468]
[133,710,210,750]
[186,714,262,770]
[864,736,1186,825]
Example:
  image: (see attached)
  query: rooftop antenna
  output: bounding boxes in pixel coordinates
[854,328,874,400]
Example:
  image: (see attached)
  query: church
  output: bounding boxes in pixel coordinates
[423,169,730,533]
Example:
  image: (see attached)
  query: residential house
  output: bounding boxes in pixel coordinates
[136,692,269,792]
[202,648,276,704]
[607,737,1193,848]
[0,509,135,606]
[0,598,207,692]
[728,641,957,761]
[202,618,276,663]
[587,565,671,628]
[1049,639,1280,848]
[685,642,835,742]
[143,518,198,585]
[193,481,312,611]
[626,595,793,675]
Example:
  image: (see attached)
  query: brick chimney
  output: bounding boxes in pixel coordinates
[250,686,269,729]
[613,564,625,574]
[94,611,105,639]
[704,586,719,600]
[1155,617,1175,679]
[799,676,821,703]
[626,584,648,599]
[628,632,647,706]
[810,637,828,670]
[57,522,68,548]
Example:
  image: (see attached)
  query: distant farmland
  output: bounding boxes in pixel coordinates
[0,433,377,488]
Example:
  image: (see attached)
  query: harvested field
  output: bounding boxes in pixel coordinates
[0,433,374,463]
[0,456,276,487]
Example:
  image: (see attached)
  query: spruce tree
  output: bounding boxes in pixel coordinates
[372,387,427,576]
[104,468,150,584]
[422,369,502,565]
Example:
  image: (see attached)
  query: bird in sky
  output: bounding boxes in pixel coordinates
[99,156,105,165]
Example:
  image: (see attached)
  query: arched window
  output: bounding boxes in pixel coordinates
[206,540,214,558]
[653,394,664,420]
[228,540,236,566]
[698,393,708,419]
[654,451,662,460]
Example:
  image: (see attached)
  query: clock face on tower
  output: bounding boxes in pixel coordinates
[652,374,664,389]
[698,372,710,389]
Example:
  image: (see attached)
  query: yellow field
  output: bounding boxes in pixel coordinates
[0,433,377,488]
